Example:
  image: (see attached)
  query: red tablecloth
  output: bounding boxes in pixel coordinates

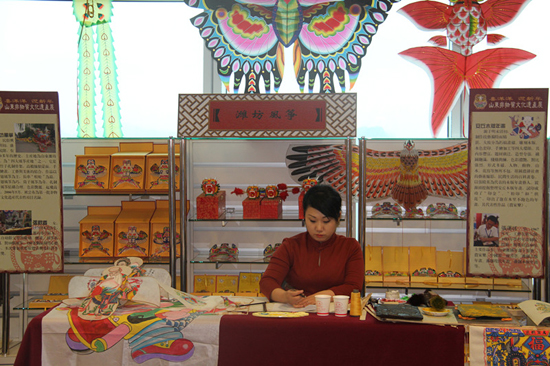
[14,308,51,366]
[15,310,464,366]
[218,313,465,366]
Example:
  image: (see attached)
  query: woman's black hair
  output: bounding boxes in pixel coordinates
[302,185,341,221]
[487,215,499,224]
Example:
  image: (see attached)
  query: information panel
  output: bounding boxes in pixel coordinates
[467,88,548,278]
[0,91,63,273]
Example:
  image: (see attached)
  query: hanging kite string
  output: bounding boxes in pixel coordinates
[76,0,94,136]
[97,23,122,138]
[78,26,97,137]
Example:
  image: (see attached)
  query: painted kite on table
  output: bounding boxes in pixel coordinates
[183,0,401,93]
[398,0,535,136]
[285,140,468,211]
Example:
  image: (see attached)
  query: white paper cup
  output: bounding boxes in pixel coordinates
[333,295,350,317]
[315,295,331,316]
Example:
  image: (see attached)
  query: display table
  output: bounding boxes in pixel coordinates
[219,312,464,366]
[15,304,464,366]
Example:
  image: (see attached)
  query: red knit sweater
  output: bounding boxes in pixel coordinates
[260,232,364,300]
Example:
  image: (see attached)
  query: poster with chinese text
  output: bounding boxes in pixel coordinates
[467,88,548,278]
[0,91,63,273]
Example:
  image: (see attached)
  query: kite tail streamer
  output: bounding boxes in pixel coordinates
[77,26,97,138]
[97,23,122,138]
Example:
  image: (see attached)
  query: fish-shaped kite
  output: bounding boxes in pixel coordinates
[398,0,535,136]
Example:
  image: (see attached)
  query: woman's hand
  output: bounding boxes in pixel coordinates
[297,295,316,307]
[286,290,309,307]
[270,288,311,307]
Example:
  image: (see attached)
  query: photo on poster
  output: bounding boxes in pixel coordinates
[14,122,57,153]
[509,114,543,139]
[0,210,32,236]
[473,213,499,247]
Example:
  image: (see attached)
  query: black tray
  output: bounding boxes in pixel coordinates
[375,304,424,321]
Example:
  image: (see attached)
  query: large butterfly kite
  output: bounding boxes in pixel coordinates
[286,140,468,210]
[183,0,401,93]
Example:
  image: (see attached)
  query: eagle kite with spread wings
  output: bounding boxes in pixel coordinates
[285,140,468,210]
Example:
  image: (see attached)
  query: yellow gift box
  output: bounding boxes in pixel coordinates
[79,206,121,257]
[109,142,153,193]
[409,246,437,284]
[436,250,465,285]
[382,246,409,283]
[114,200,156,257]
[365,246,383,283]
[74,146,119,193]
[145,143,180,194]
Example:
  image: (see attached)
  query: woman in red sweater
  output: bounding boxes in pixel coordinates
[259,185,364,307]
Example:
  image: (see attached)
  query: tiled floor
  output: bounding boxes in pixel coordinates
[0,343,19,365]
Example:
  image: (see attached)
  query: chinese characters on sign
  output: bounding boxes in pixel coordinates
[467,88,548,278]
[178,94,357,138]
[209,100,326,131]
[0,91,63,273]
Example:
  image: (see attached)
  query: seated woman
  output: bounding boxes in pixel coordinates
[259,185,364,307]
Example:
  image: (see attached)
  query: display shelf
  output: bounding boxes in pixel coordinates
[63,185,169,198]
[366,216,465,221]
[183,137,354,291]
[189,211,303,222]
[365,281,531,296]
[189,211,346,223]
[13,297,59,311]
[63,257,171,265]
[191,254,269,266]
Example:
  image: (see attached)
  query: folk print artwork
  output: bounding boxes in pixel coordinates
[149,159,178,189]
[58,259,229,364]
[76,159,108,189]
[471,327,550,366]
[117,226,148,256]
[411,268,436,277]
[65,302,202,363]
[81,225,112,256]
[79,265,137,318]
[151,226,181,257]
[112,159,143,188]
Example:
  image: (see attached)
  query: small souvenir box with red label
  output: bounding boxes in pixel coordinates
[196,191,226,219]
[242,198,261,219]
[260,197,282,219]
